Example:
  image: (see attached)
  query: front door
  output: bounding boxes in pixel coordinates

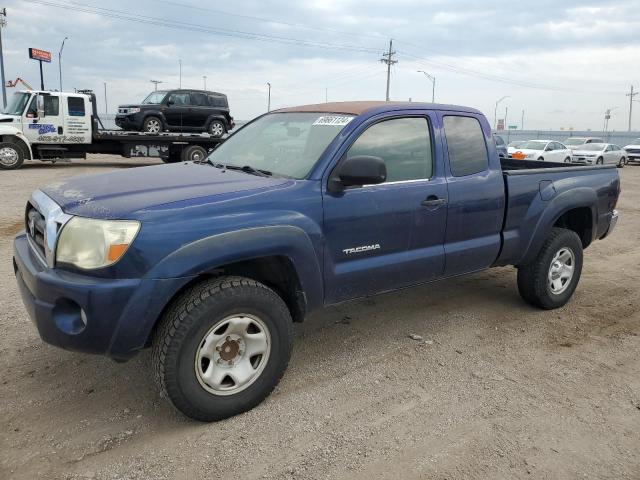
[323,114,447,303]
[163,91,192,129]
[23,94,66,145]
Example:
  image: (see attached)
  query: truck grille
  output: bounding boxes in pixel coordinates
[26,203,47,260]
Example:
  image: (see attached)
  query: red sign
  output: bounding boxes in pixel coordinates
[29,47,51,63]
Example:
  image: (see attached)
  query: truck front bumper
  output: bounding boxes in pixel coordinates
[13,233,192,361]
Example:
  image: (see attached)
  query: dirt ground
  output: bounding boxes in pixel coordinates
[1,156,639,480]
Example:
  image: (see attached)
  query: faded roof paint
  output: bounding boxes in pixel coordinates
[274,101,482,116]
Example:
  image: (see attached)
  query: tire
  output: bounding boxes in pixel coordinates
[152,276,293,422]
[596,157,604,165]
[537,157,544,161]
[564,157,571,163]
[618,157,626,168]
[181,145,208,162]
[143,116,163,134]
[208,120,226,138]
[517,228,583,310]
[0,141,25,170]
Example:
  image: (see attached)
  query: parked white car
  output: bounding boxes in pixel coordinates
[571,143,626,168]
[509,140,572,162]
[623,138,640,164]
[563,137,604,148]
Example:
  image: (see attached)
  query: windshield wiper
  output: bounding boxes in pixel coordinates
[208,161,272,177]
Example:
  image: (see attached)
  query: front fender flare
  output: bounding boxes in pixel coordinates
[145,225,324,312]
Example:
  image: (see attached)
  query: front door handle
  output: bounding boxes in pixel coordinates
[421,196,446,207]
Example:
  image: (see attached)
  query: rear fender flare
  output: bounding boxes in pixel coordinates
[519,187,597,265]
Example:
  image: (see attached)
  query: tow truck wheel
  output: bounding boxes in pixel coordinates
[0,142,24,170]
[143,116,163,134]
[208,120,226,138]
[152,276,293,422]
[181,145,208,162]
[517,227,583,309]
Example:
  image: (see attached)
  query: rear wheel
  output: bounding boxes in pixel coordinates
[143,116,163,134]
[517,228,583,309]
[152,276,293,421]
[208,120,226,138]
[0,142,25,170]
[181,145,208,162]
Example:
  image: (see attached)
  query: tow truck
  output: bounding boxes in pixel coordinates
[0,89,226,170]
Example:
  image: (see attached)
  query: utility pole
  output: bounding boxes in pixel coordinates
[266,82,271,112]
[58,36,68,92]
[179,59,182,88]
[203,75,207,90]
[505,106,508,130]
[150,80,162,91]
[325,87,328,103]
[627,85,638,132]
[493,96,509,130]
[380,39,397,101]
[417,70,435,102]
[521,110,524,130]
[0,8,7,108]
[103,82,107,114]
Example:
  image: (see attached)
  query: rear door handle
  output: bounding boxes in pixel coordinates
[421,196,446,207]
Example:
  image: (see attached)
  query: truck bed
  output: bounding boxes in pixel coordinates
[500,157,615,174]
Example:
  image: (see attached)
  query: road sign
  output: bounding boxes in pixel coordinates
[497,119,505,130]
[29,47,51,63]
[508,125,518,130]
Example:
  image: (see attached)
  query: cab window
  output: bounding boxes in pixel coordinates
[443,115,488,177]
[167,92,190,106]
[67,97,85,116]
[346,117,433,182]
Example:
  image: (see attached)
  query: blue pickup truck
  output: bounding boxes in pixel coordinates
[13,101,620,421]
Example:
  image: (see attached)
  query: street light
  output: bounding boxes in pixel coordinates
[267,82,271,112]
[58,36,68,92]
[416,70,435,103]
[150,80,163,91]
[494,96,510,130]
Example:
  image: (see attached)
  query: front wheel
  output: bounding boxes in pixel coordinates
[517,228,583,309]
[143,116,163,134]
[618,157,626,168]
[564,157,571,163]
[0,142,25,170]
[596,157,604,165]
[152,276,293,421]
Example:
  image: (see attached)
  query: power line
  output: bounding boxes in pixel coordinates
[24,0,383,54]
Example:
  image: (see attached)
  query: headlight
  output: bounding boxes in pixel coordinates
[128,107,141,114]
[56,217,140,269]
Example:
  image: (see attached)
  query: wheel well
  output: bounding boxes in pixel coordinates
[553,207,593,248]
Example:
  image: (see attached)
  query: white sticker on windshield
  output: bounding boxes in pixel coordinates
[313,115,353,126]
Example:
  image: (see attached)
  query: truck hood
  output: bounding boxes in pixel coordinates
[0,114,21,123]
[41,162,292,219]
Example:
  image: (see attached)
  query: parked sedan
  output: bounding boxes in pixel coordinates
[509,140,572,162]
[571,143,627,167]
[623,138,640,163]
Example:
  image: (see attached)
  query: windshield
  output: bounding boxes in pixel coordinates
[508,141,524,148]
[579,143,605,151]
[142,91,167,104]
[519,140,547,150]
[207,112,354,178]
[3,92,31,115]
[563,138,587,146]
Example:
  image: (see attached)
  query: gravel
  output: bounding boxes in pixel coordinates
[1,156,639,479]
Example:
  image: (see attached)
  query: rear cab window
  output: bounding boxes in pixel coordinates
[443,115,488,177]
[67,97,85,116]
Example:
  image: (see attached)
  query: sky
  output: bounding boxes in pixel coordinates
[1,0,639,130]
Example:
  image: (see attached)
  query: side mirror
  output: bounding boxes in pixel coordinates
[334,155,387,189]
[166,100,174,107]
[36,95,45,118]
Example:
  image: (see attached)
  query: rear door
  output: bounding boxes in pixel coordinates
[189,91,211,128]
[322,113,447,303]
[440,113,504,276]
